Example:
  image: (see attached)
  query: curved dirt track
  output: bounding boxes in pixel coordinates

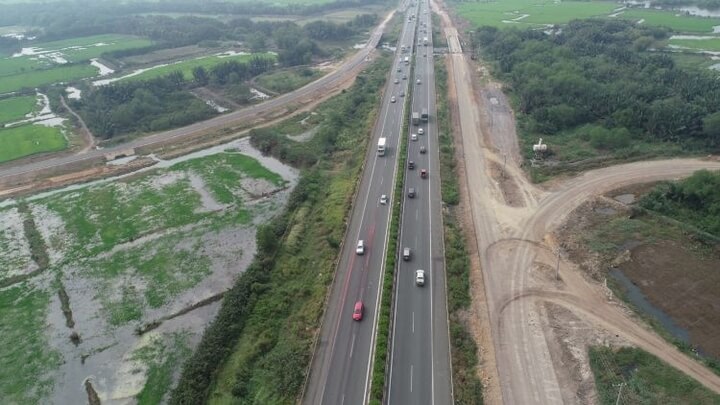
[434,0,720,401]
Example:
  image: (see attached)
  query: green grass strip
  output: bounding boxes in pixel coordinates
[0,95,37,125]
[0,124,67,163]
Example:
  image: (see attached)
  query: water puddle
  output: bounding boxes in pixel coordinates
[609,268,690,343]
[65,86,82,100]
[613,193,636,204]
[250,88,270,100]
[92,63,170,86]
[3,92,66,129]
[90,58,114,76]
[594,207,617,215]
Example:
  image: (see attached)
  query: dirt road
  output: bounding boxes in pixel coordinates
[433,0,720,402]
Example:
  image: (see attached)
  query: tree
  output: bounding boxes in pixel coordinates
[192,66,209,86]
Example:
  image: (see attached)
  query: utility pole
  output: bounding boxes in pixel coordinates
[502,153,507,179]
[555,248,561,280]
[614,382,626,405]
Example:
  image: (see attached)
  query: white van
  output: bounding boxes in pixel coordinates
[356,240,365,255]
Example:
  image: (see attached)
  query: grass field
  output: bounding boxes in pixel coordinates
[454,0,617,28]
[255,68,323,93]
[669,36,720,51]
[0,95,37,124]
[590,346,720,404]
[121,52,276,83]
[0,283,61,404]
[0,124,67,163]
[0,56,51,77]
[619,9,720,33]
[0,63,98,94]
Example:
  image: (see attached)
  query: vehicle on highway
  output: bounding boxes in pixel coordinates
[394,78,400,84]
[378,137,387,156]
[408,160,415,169]
[391,96,396,103]
[403,75,407,80]
[420,145,426,154]
[353,301,364,321]
[403,247,411,261]
[380,194,388,205]
[415,270,425,286]
[399,91,405,97]
[416,78,421,85]
[408,187,416,198]
[411,133,417,141]
[356,240,365,255]
[424,53,427,57]
[412,111,420,125]
[418,128,424,135]
[397,67,402,73]
[421,169,427,178]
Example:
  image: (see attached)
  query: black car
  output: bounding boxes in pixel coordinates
[408,160,415,169]
[408,187,416,198]
[420,146,426,154]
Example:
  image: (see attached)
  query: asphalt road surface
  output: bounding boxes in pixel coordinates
[387,1,452,404]
[0,14,392,185]
[303,2,423,404]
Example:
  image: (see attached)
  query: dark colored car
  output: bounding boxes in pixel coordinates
[408,160,415,169]
[421,169,427,178]
[420,145,426,154]
[408,187,416,198]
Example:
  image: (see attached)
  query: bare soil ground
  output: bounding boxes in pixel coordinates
[443,50,503,405]
[558,193,720,361]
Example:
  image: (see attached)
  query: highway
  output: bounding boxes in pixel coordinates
[387,1,452,404]
[0,12,393,186]
[302,1,425,404]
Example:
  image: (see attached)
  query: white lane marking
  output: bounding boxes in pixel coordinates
[363,15,415,405]
[416,209,419,220]
[413,311,415,333]
[410,364,414,393]
[350,333,356,359]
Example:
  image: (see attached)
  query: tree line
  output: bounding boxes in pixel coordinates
[75,56,273,138]
[474,20,720,152]
[641,169,720,237]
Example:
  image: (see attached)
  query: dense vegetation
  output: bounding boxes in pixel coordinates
[589,346,720,404]
[640,169,720,237]
[1,3,379,67]
[76,73,214,138]
[170,56,390,404]
[475,20,720,161]
[75,57,273,138]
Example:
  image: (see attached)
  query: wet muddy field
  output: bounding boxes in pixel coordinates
[0,138,298,403]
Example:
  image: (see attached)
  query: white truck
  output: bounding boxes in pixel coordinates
[423,36,428,46]
[378,137,387,156]
[404,56,410,65]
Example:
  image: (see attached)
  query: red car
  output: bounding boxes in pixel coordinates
[420,169,427,178]
[353,301,364,321]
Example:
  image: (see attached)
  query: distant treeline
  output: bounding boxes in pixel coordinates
[1,10,377,67]
[475,20,720,150]
[0,0,386,42]
[76,56,273,138]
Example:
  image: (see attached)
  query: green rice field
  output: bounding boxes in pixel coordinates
[121,52,276,82]
[618,9,720,33]
[0,63,98,94]
[0,124,67,163]
[454,0,617,28]
[453,0,720,33]
[25,34,153,63]
[0,95,37,125]
[669,36,720,51]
